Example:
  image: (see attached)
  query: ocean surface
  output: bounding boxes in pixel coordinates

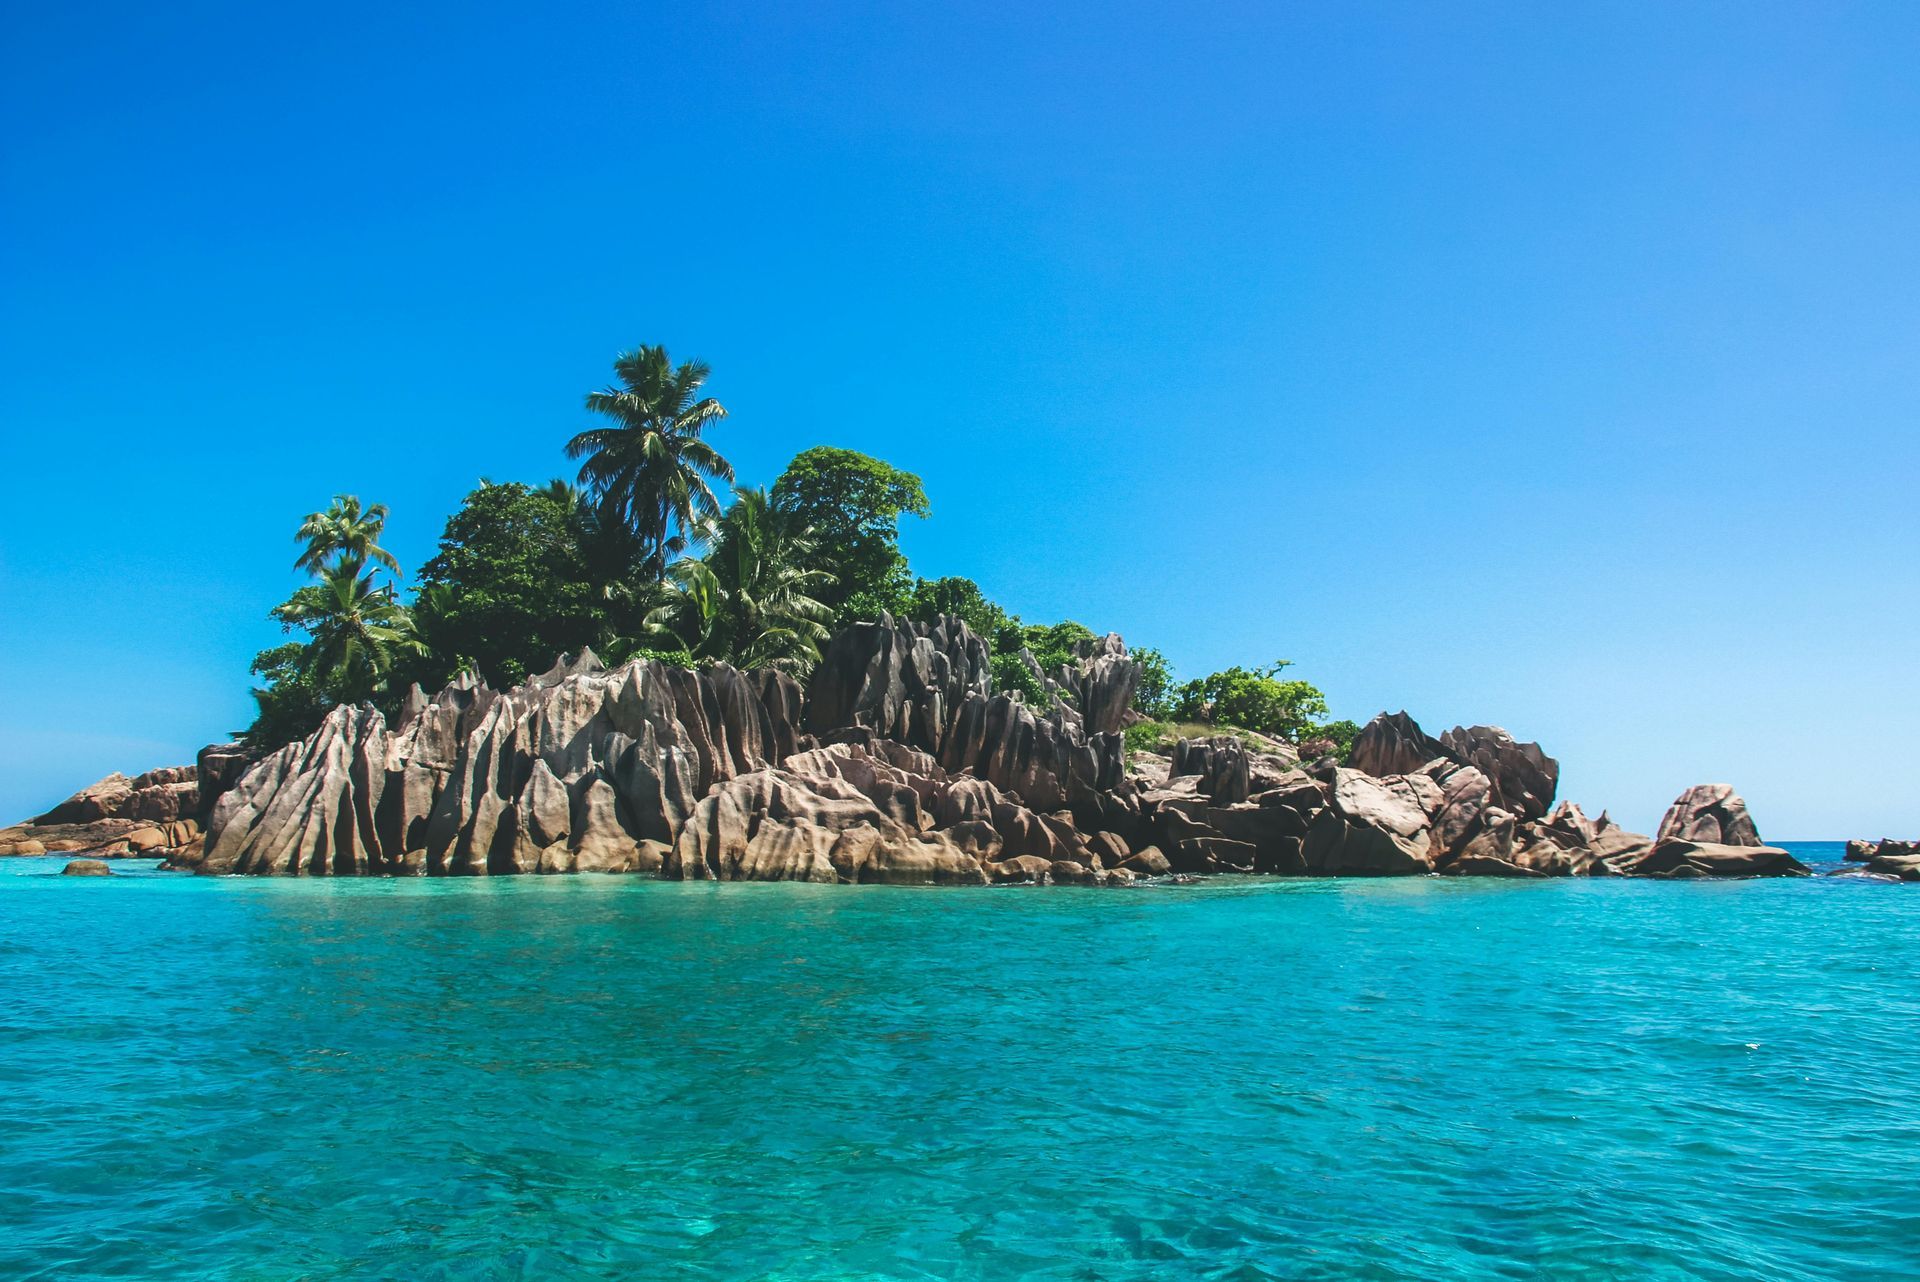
[2,843,1915,1281]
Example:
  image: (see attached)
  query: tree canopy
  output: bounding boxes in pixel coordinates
[240,343,1350,757]
[566,345,733,572]
[771,446,928,627]
[411,482,605,689]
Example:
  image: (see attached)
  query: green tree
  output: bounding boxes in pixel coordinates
[1131,646,1174,719]
[904,576,1009,642]
[412,482,605,688]
[1020,620,1097,674]
[566,345,734,572]
[242,642,334,750]
[771,447,928,626]
[270,563,422,697]
[1170,662,1330,741]
[647,489,836,674]
[293,494,399,577]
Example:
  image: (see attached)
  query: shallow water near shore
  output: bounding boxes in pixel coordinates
[2,844,1915,1281]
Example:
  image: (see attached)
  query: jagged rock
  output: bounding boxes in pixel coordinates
[1439,725,1558,822]
[942,692,1137,834]
[805,613,991,756]
[180,620,1827,887]
[1350,714,1558,823]
[1423,761,1497,866]
[667,742,1010,885]
[1169,737,1250,804]
[1050,634,1142,736]
[203,657,809,877]
[1350,712,1448,778]
[1618,838,1808,879]
[62,859,114,877]
[1656,784,1763,846]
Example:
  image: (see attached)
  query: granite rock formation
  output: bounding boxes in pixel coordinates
[1656,784,1764,846]
[14,619,1819,886]
[1348,713,1560,821]
[1842,838,1920,881]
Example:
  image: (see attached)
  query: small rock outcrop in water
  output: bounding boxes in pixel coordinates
[0,618,1788,885]
[61,859,113,876]
[1,750,256,862]
[1843,838,1920,881]
[1656,784,1764,846]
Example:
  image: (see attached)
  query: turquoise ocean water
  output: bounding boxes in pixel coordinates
[2,844,1915,1281]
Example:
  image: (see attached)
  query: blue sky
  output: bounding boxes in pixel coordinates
[2,1,1915,837]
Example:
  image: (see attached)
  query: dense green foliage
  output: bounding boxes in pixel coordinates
[410,482,606,689]
[242,341,1351,752]
[566,345,733,571]
[244,507,422,750]
[1131,646,1174,720]
[772,447,929,628]
[1169,662,1330,741]
[645,489,835,673]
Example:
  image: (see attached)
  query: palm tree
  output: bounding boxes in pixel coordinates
[566,345,734,573]
[294,495,400,578]
[273,562,422,701]
[646,489,836,674]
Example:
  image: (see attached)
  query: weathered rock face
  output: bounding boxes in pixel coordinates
[1656,784,1763,847]
[1616,839,1808,879]
[1438,725,1558,823]
[805,613,991,756]
[62,859,114,877]
[178,617,1814,887]
[202,658,815,877]
[1350,712,1447,779]
[34,768,201,826]
[1050,633,1142,737]
[1348,712,1558,823]
[1304,768,1439,876]
[1169,736,1251,805]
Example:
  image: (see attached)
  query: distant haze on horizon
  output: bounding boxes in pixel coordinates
[3,2,1916,838]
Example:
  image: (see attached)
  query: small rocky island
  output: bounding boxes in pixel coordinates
[5,614,1887,885]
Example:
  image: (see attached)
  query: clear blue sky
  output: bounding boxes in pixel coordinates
[3,2,1915,838]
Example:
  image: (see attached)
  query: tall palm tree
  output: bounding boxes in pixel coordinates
[294,495,400,578]
[566,345,734,573]
[646,489,835,674]
[273,562,422,700]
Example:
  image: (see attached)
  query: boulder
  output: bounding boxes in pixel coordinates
[1302,769,1437,875]
[1350,712,1448,779]
[196,742,256,815]
[1438,725,1558,823]
[1121,846,1172,877]
[1619,838,1808,879]
[34,773,135,825]
[1864,850,1920,881]
[1169,736,1250,804]
[61,859,113,877]
[1656,784,1764,847]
